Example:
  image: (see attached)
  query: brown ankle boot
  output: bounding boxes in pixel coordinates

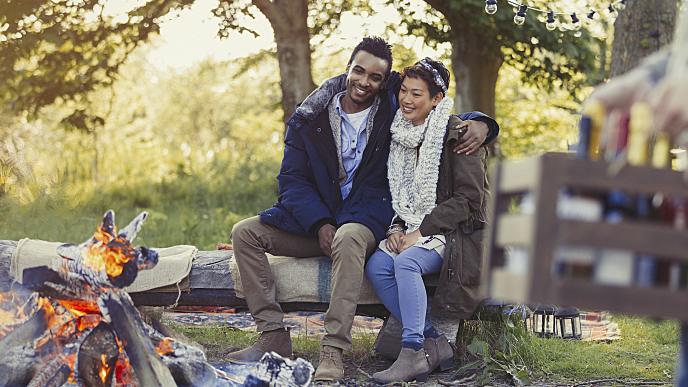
[225,328,293,364]
[313,345,344,381]
[371,347,432,384]
[424,334,456,372]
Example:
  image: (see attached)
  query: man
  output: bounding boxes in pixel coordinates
[227,37,499,380]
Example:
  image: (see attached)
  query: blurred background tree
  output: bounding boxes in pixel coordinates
[0,0,675,248]
[387,0,605,119]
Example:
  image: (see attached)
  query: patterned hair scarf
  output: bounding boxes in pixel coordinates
[416,60,448,94]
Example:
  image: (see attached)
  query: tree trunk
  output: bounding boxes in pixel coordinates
[450,30,503,118]
[254,0,317,125]
[610,0,678,77]
[449,27,503,156]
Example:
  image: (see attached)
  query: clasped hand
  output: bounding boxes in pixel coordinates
[385,229,421,254]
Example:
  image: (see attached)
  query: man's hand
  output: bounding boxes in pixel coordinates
[318,224,336,257]
[397,229,421,253]
[453,120,489,155]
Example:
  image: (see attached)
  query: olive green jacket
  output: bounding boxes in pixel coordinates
[418,115,491,319]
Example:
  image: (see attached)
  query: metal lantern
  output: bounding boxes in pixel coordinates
[554,307,582,340]
[532,305,557,338]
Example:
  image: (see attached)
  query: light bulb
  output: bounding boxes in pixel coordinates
[485,0,498,14]
[616,0,626,11]
[546,11,556,31]
[587,9,595,19]
[514,4,527,25]
[608,4,618,17]
[571,13,581,30]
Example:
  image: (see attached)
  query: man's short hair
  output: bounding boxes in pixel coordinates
[349,37,393,78]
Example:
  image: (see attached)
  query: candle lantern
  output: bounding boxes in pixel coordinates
[554,307,582,340]
[532,305,557,338]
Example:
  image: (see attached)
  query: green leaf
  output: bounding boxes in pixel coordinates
[467,338,489,357]
[448,359,484,380]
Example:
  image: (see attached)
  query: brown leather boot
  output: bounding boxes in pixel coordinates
[313,345,344,381]
[225,328,293,364]
[371,347,432,384]
[424,334,456,372]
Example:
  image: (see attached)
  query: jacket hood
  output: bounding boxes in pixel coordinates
[292,74,347,124]
[289,70,401,129]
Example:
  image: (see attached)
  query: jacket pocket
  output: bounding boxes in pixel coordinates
[459,229,484,286]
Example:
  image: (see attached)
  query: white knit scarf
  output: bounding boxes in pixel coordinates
[388,96,454,233]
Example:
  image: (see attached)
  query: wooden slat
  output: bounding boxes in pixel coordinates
[489,268,530,304]
[552,278,688,322]
[497,157,542,193]
[495,214,534,246]
[557,220,688,260]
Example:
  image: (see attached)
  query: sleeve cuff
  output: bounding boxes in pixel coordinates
[309,218,336,237]
[471,116,499,145]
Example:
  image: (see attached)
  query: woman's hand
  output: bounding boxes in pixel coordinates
[386,231,404,253]
[397,229,422,253]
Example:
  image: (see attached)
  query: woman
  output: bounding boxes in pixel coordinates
[365,58,495,384]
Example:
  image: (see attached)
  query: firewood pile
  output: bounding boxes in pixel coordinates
[0,211,237,387]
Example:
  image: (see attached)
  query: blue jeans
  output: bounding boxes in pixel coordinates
[365,246,444,347]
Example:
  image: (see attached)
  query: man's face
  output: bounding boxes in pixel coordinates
[343,51,389,112]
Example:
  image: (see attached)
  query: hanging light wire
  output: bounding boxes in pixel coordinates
[501,0,627,16]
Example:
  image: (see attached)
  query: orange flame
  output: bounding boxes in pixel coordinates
[156,337,174,355]
[0,292,26,338]
[81,226,135,277]
[58,300,101,317]
[100,354,110,384]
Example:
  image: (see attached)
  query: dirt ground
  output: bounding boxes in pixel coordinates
[203,341,519,387]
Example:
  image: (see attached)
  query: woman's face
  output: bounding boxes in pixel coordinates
[399,76,442,126]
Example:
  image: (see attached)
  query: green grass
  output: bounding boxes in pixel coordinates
[456,313,679,384]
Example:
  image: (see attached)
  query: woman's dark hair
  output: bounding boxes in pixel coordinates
[349,36,393,78]
[400,57,450,98]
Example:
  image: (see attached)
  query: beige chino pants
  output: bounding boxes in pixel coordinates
[230,215,377,351]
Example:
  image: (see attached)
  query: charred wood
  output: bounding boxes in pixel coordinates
[22,266,97,303]
[0,240,13,293]
[97,289,177,387]
[166,360,225,387]
[27,345,77,387]
[0,345,43,387]
[29,363,71,387]
[0,307,48,363]
[77,322,118,387]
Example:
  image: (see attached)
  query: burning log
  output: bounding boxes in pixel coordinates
[27,348,76,387]
[55,210,158,290]
[0,302,48,363]
[77,322,119,387]
[97,289,177,387]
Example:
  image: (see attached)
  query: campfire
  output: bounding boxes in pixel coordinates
[0,211,235,387]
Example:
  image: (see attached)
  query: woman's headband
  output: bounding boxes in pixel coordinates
[415,60,448,94]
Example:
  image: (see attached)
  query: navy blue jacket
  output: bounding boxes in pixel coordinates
[260,72,499,242]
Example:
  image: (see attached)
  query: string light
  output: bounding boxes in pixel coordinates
[571,13,581,30]
[514,4,527,25]
[608,4,618,17]
[545,11,556,30]
[485,0,498,14]
[485,0,626,30]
